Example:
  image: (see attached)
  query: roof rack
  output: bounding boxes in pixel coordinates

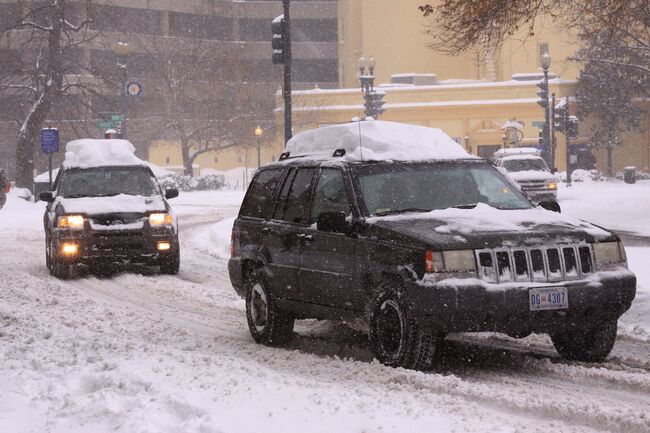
[332,149,346,157]
[279,152,291,161]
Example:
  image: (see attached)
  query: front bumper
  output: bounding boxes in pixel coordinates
[524,189,557,202]
[52,227,178,265]
[407,271,636,335]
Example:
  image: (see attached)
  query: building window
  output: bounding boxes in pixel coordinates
[165,157,170,164]
[538,42,549,66]
[214,156,218,163]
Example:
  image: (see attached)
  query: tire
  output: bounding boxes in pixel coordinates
[369,286,438,371]
[51,257,72,280]
[160,250,180,275]
[551,321,618,362]
[245,269,294,345]
[45,234,52,271]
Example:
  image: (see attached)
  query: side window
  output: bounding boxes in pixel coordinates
[277,168,317,224]
[239,169,283,219]
[272,168,296,220]
[309,168,350,224]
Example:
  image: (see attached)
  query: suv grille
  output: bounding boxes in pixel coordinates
[91,213,145,226]
[516,180,548,191]
[475,245,594,283]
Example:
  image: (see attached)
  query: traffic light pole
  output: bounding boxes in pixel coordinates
[564,100,572,186]
[282,0,292,146]
[542,69,551,170]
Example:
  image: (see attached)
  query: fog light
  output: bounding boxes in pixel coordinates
[157,241,171,251]
[61,243,78,256]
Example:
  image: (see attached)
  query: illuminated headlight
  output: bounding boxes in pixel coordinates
[425,250,476,273]
[593,241,627,269]
[149,213,173,226]
[61,242,78,256]
[57,215,84,230]
[546,181,557,190]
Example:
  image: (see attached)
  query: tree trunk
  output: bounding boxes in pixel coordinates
[181,137,193,176]
[13,1,65,191]
[606,146,613,177]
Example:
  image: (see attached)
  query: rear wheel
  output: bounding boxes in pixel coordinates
[245,269,294,345]
[551,321,618,362]
[45,234,52,271]
[369,286,438,371]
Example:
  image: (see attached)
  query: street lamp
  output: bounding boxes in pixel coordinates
[537,52,553,169]
[255,126,263,168]
[358,56,385,119]
[111,41,130,139]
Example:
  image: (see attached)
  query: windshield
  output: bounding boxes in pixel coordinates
[503,158,549,172]
[353,162,532,216]
[58,166,159,198]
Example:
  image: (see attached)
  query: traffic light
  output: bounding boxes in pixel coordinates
[538,128,545,147]
[553,102,567,133]
[567,116,579,139]
[536,81,548,110]
[272,15,286,65]
[364,90,386,119]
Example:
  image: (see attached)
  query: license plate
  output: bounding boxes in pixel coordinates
[529,286,568,311]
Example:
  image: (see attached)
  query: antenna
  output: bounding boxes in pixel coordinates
[357,114,364,161]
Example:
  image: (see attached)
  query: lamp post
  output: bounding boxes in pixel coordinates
[111,41,130,139]
[540,52,552,169]
[255,126,263,168]
[358,56,385,119]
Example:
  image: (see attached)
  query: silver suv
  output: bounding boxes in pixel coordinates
[494,148,558,203]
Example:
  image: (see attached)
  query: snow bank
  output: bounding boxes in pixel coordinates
[58,194,166,215]
[63,139,144,169]
[493,147,540,158]
[285,121,473,162]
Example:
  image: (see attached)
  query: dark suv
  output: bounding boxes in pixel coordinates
[229,130,636,370]
[41,164,180,279]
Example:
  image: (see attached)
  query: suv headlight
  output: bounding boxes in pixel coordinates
[149,212,173,226]
[57,215,85,230]
[425,250,476,273]
[546,181,557,190]
[593,241,627,269]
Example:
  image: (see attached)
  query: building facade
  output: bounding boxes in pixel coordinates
[0,0,338,178]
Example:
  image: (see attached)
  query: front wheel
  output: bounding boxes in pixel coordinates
[51,257,73,280]
[551,321,618,362]
[245,269,294,345]
[160,250,180,275]
[369,287,438,371]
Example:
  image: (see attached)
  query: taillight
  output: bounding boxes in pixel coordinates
[425,250,444,273]
[230,226,238,257]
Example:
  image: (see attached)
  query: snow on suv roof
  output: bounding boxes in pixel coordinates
[63,139,146,169]
[493,147,541,158]
[285,121,474,162]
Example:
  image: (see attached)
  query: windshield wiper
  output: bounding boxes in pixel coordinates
[374,208,431,216]
[451,203,478,209]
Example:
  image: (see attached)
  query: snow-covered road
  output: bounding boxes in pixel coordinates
[1,187,650,433]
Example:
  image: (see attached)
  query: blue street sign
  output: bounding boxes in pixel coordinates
[40,128,59,154]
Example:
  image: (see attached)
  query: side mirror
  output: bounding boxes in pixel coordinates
[551,168,558,174]
[539,200,561,213]
[317,211,349,233]
[165,188,179,199]
[39,191,55,203]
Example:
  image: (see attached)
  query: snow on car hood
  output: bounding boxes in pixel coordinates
[367,203,613,248]
[507,170,556,182]
[56,194,166,215]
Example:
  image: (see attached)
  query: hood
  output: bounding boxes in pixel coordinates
[56,194,166,215]
[367,203,614,250]
[507,170,556,182]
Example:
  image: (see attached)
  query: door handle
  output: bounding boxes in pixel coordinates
[297,233,314,242]
[261,227,274,235]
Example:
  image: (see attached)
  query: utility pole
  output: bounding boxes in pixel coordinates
[536,53,552,170]
[272,1,292,146]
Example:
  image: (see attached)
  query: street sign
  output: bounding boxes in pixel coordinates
[532,121,545,128]
[126,81,143,96]
[40,128,59,154]
[99,121,115,129]
[111,114,124,122]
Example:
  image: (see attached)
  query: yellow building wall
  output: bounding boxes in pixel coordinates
[148,140,281,175]
[338,0,582,87]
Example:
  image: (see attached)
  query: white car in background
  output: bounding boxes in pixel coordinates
[493,147,558,203]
